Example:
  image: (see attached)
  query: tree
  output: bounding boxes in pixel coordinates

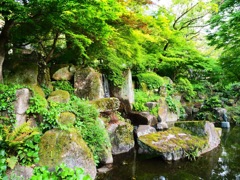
[208,0,240,82]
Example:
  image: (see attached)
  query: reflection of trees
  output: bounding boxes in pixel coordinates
[211,126,240,179]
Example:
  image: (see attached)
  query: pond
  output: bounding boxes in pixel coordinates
[97,126,240,180]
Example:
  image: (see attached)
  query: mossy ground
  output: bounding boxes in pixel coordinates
[139,127,208,153]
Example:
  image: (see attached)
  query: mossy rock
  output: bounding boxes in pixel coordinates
[38,128,96,179]
[108,122,135,155]
[57,112,76,127]
[91,97,120,112]
[29,84,45,98]
[74,67,103,100]
[4,62,38,85]
[138,127,208,161]
[47,90,70,103]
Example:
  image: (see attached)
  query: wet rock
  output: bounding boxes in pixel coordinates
[136,125,156,137]
[38,128,96,179]
[47,90,70,103]
[108,122,134,155]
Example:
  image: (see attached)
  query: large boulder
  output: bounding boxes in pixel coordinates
[47,90,70,103]
[4,62,38,85]
[38,128,96,179]
[52,65,76,81]
[138,126,208,161]
[14,88,31,127]
[108,121,134,155]
[175,121,221,154]
[74,67,104,100]
[111,69,134,113]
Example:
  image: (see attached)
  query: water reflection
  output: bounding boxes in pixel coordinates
[97,126,240,180]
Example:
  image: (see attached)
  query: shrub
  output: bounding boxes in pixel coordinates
[30,163,91,180]
[137,72,164,90]
[175,78,196,101]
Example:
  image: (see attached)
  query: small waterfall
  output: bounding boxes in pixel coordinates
[102,74,110,98]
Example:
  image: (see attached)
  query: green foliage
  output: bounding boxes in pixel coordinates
[52,81,74,95]
[1,122,40,168]
[185,147,199,161]
[0,149,7,178]
[137,72,164,90]
[165,96,177,113]
[0,84,26,126]
[176,77,196,101]
[30,163,91,180]
[133,90,160,113]
[202,96,222,110]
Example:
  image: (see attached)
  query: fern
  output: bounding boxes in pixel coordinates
[4,122,40,147]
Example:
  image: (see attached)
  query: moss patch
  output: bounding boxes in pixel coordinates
[139,127,207,153]
[91,98,120,112]
[57,112,76,127]
[47,90,70,103]
[38,128,94,168]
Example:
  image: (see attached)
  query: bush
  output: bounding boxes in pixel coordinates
[31,163,91,180]
[133,90,160,116]
[137,72,164,90]
[175,78,196,101]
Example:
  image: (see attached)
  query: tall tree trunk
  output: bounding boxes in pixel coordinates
[0,20,14,83]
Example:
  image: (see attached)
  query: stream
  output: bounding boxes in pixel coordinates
[97,126,240,180]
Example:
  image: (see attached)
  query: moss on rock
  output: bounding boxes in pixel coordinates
[57,112,76,127]
[47,90,70,103]
[139,127,207,154]
[38,128,96,179]
[91,97,120,112]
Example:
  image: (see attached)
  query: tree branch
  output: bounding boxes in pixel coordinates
[173,2,199,30]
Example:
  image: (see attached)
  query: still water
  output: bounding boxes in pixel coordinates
[97,126,240,180]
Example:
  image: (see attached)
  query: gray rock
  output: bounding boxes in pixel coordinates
[111,69,134,113]
[128,111,158,126]
[52,65,76,81]
[145,102,158,110]
[158,97,179,124]
[38,129,96,179]
[74,67,104,100]
[156,122,168,130]
[14,88,30,127]
[7,164,33,179]
[136,125,156,137]
[108,122,134,155]
[201,122,221,154]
